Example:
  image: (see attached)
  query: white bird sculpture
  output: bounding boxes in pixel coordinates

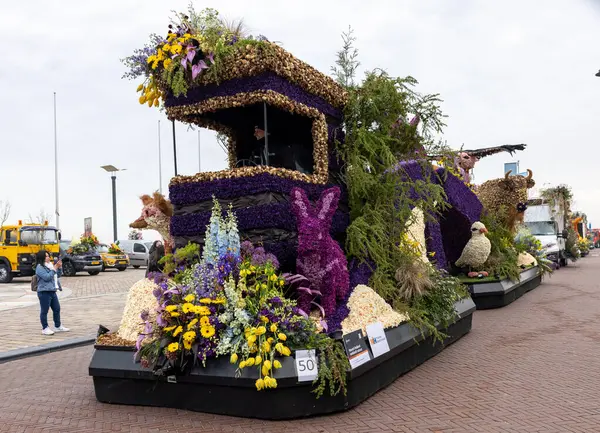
[455,221,491,277]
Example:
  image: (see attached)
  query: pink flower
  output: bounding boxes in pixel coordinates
[191,60,208,79]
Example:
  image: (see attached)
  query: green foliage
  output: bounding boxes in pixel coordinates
[159,242,201,282]
[332,30,451,310]
[566,226,581,260]
[307,334,350,399]
[540,185,573,224]
[514,225,553,278]
[480,213,521,281]
[408,271,468,342]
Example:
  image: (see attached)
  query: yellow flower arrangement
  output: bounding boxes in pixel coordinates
[167,342,179,352]
[200,325,216,338]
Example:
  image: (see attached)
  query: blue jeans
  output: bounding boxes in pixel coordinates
[38,291,61,329]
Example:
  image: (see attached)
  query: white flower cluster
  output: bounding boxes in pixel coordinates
[341,285,409,335]
[117,278,159,342]
[215,277,252,357]
[405,206,429,263]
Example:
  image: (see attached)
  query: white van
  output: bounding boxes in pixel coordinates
[117,240,153,268]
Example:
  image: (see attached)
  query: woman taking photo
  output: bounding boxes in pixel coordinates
[35,250,70,336]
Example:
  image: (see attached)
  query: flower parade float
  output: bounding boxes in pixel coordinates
[89,9,477,419]
[458,170,547,309]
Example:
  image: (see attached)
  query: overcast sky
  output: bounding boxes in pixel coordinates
[1,0,599,243]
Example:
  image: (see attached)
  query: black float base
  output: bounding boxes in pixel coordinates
[468,266,542,310]
[89,299,474,420]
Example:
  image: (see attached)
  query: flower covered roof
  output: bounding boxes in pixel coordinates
[122,7,347,186]
[123,7,347,117]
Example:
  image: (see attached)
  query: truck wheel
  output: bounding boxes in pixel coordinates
[560,257,568,267]
[117,267,127,272]
[88,271,100,276]
[133,265,140,269]
[0,264,13,283]
[62,261,76,277]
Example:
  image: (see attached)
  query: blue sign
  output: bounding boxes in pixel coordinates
[504,162,519,175]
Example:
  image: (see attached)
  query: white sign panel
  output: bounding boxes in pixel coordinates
[295,349,318,382]
[366,322,390,358]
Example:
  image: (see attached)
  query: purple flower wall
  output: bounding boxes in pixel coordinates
[165,72,343,121]
[169,173,349,272]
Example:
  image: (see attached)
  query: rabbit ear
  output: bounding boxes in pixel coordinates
[316,187,340,223]
[290,187,313,219]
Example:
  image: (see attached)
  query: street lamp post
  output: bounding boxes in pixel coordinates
[101,165,126,241]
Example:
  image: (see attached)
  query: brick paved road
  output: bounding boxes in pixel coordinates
[1,256,600,432]
[0,269,145,352]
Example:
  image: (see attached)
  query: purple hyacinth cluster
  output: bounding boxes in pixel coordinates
[240,241,280,270]
[164,72,343,120]
[290,186,350,316]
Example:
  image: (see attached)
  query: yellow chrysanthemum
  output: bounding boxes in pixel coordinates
[200,325,215,338]
[212,298,226,305]
[162,44,171,53]
[230,353,238,364]
[164,325,176,332]
[273,360,282,369]
[167,342,179,352]
[183,340,192,350]
[195,306,211,316]
[146,55,157,64]
[279,280,285,286]
[173,326,183,337]
[171,44,182,54]
[165,305,177,312]
[183,330,196,342]
[184,293,195,303]
[200,316,210,327]
[277,333,287,341]
[187,318,198,330]
[170,312,180,317]
[199,298,212,304]
[182,303,194,314]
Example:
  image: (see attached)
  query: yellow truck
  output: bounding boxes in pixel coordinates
[0,220,60,283]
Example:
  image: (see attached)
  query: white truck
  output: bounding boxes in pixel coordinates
[524,198,569,267]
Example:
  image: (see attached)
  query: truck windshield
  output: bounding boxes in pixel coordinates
[525,221,556,236]
[20,229,59,245]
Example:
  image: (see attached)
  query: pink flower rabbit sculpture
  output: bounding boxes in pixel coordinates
[290,186,350,316]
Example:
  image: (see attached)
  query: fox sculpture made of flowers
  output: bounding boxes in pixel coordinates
[130,192,174,254]
[290,186,350,316]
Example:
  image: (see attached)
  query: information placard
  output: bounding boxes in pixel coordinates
[343,329,372,369]
[366,322,390,358]
[295,349,318,382]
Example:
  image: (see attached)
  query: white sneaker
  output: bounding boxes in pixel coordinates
[55,325,70,332]
[42,327,55,336]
